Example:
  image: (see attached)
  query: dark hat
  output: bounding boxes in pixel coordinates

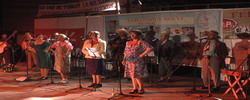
[237,32,250,39]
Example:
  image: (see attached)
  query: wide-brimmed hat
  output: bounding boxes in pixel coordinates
[204,30,221,38]
[116,28,129,35]
[57,34,69,40]
[237,32,250,39]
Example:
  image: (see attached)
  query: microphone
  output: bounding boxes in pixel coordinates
[199,37,208,40]
[152,38,158,42]
[82,38,88,40]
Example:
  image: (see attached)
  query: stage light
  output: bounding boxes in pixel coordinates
[138,0,142,5]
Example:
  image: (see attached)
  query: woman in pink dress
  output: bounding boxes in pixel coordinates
[122,30,153,94]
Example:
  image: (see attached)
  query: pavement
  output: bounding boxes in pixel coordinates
[0,62,247,100]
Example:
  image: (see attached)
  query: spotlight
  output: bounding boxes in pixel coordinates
[138,0,142,5]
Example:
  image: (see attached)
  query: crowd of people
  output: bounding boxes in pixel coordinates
[0,28,249,95]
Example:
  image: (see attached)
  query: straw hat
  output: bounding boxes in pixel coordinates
[116,28,129,35]
[58,34,69,40]
[204,30,221,38]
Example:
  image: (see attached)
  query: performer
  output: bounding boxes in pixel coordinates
[0,34,13,66]
[122,30,153,94]
[48,34,73,84]
[82,31,106,88]
[181,33,200,66]
[30,34,51,80]
[21,32,36,69]
[157,31,175,82]
[200,30,228,91]
[233,32,250,70]
[109,28,129,76]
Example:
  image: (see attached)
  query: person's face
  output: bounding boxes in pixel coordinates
[89,32,97,40]
[58,35,65,42]
[160,34,169,41]
[207,33,216,40]
[130,32,139,40]
[36,35,43,41]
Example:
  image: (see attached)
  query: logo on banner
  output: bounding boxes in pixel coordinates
[223,18,237,30]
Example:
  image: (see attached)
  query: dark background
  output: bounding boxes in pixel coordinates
[1,0,250,33]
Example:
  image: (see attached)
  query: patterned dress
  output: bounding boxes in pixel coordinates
[51,41,73,73]
[31,41,51,68]
[124,40,153,78]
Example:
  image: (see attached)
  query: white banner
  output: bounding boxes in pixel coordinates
[38,0,117,17]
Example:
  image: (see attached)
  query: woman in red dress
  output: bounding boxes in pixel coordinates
[122,30,153,94]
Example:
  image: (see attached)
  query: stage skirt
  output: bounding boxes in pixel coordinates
[85,58,104,75]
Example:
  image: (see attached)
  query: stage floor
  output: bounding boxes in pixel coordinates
[0,62,246,100]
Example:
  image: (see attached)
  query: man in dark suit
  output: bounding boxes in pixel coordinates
[157,31,175,82]
[200,30,228,91]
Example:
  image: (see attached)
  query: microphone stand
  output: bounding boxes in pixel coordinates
[15,40,35,81]
[108,43,137,100]
[38,51,56,87]
[199,40,222,100]
[185,38,204,95]
[65,50,89,92]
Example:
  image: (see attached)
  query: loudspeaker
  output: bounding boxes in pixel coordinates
[15,76,29,82]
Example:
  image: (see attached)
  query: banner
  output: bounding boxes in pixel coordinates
[105,10,222,40]
[38,0,117,17]
[223,8,250,39]
[223,8,250,70]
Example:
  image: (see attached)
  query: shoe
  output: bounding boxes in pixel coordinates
[212,86,221,91]
[138,89,145,94]
[42,77,48,80]
[59,80,68,84]
[129,89,138,94]
[93,84,102,88]
[39,77,43,79]
[200,86,208,89]
[88,83,96,87]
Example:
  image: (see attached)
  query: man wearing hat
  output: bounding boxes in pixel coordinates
[157,31,175,82]
[109,28,129,77]
[200,30,228,91]
[182,33,199,66]
[233,32,250,70]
